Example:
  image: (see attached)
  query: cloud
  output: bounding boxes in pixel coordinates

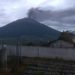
[0,0,75,31]
[27,8,75,31]
[39,0,75,11]
[0,0,27,26]
[0,0,44,27]
[27,0,75,31]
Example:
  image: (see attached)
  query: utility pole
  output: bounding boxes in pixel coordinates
[19,38,22,64]
[16,38,22,65]
[16,39,19,67]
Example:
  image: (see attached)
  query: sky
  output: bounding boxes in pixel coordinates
[0,0,45,27]
[39,0,75,11]
[35,0,75,31]
[0,0,75,31]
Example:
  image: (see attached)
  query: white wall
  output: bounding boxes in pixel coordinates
[50,40,74,48]
[6,45,75,60]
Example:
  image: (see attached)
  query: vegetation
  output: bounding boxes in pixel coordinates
[0,56,75,75]
[59,31,75,43]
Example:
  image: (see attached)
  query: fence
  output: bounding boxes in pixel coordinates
[6,45,75,61]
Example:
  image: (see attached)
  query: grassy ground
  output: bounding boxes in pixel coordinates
[0,56,75,75]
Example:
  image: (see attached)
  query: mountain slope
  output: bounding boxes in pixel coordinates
[0,18,61,42]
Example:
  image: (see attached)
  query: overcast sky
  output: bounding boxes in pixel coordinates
[0,0,45,27]
[0,0,75,31]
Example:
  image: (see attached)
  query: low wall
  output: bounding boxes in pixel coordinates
[6,46,75,60]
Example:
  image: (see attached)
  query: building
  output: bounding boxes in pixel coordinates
[50,40,74,48]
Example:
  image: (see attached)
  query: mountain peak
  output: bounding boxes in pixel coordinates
[0,18,61,42]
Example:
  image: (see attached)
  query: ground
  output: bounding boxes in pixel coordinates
[0,56,75,75]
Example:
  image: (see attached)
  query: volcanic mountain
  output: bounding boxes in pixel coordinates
[0,18,61,43]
